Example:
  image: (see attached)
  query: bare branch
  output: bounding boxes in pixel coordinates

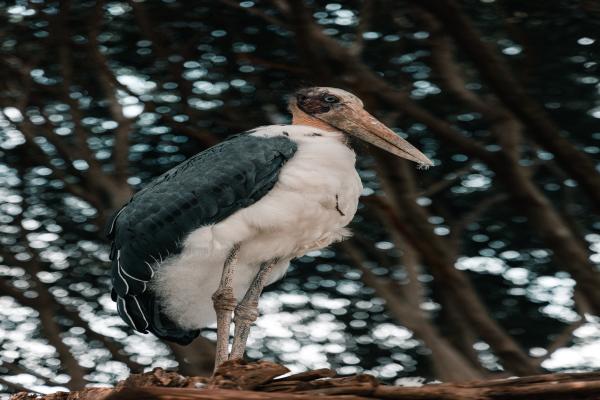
[414,0,600,210]
[364,192,539,375]
[167,339,216,377]
[538,320,585,366]
[340,242,484,381]
[219,0,287,27]
[419,162,475,197]
[1,362,58,388]
[89,0,133,186]
[450,193,509,248]
[0,376,40,395]
[348,0,376,56]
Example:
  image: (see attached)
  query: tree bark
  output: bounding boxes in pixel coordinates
[342,243,485,381]
[372,153,541,376]
[415,0,600,212]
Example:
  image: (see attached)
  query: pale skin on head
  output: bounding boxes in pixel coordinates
[211,87,432,372]
[291,87,433,167]
[291,104,340,132]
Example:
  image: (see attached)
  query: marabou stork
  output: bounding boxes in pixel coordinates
[107,87,432,369]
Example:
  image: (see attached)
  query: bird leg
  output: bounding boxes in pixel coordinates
[229,258,279,360]
[211,243,240,371]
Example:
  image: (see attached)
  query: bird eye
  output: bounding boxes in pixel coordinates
[323,95,339,103]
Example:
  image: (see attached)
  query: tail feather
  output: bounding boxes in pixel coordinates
[113,289,200,345]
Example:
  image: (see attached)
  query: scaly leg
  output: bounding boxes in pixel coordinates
[211,243,240,371]
[229,258,279,360]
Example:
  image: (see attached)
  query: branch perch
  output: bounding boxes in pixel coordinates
[10,361,600,400]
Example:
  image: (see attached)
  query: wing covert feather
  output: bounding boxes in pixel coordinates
[106,133,297,343]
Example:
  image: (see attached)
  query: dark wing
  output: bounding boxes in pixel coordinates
[106,133,297,344]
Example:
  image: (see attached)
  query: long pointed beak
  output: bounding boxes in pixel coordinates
[320,107,433,167]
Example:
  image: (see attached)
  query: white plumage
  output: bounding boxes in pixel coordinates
[153,124,363,330]
[109,87,432,368]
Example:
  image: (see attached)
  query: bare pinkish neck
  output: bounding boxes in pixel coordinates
[292,109,339,132]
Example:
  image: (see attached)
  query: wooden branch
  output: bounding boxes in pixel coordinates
[365,192,539,375]
[126,0,218,132]
[166,338,216,377]
[0,107,107,220]
[141,101,220,148]
[368,154,539,375]
[415,0,600,211]
[11,362,600,400]
[394,235,424,309]
[276,1,600,316]
[410,4,600,314]
[88,0,133,186]
[260,2,600,317]
[235,54,306,74]
[0,63,88,195]
[538,319,584,365]
[359,208,426,310]
[53,0,102,169]
[271,0,600,317]
[415,9,504,120]
[219,0,287,28]
[110,388,370,399]
[348,0,376,56]
[449,193,508,249]
[340,242,484,381]
[0,377,39,396]
[1,228,87,391]
[232,0,496,165]
[419,162,475,197]
[0,246,142,374]
[46,0,126,208]
[1,362,57,388]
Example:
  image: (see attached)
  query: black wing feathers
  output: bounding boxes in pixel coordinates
[107,134,297,344]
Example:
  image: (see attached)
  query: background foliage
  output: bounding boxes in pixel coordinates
[1,0,599,396]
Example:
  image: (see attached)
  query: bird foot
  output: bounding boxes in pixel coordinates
[233,300,259,325]
[212,286,237,370]
[212,256,278,370]
[229,300,259,360]
[212,287,237,313]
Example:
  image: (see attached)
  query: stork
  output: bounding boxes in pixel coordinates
[106,87,432,370]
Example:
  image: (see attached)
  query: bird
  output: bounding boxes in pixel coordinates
[106,87,432,370]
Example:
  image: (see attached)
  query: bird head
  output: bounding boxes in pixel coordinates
[289,87,433,167]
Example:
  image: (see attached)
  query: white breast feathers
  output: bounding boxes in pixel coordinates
[152,125,363,330]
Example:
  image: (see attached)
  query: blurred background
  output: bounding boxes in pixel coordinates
[1,0,599,396]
